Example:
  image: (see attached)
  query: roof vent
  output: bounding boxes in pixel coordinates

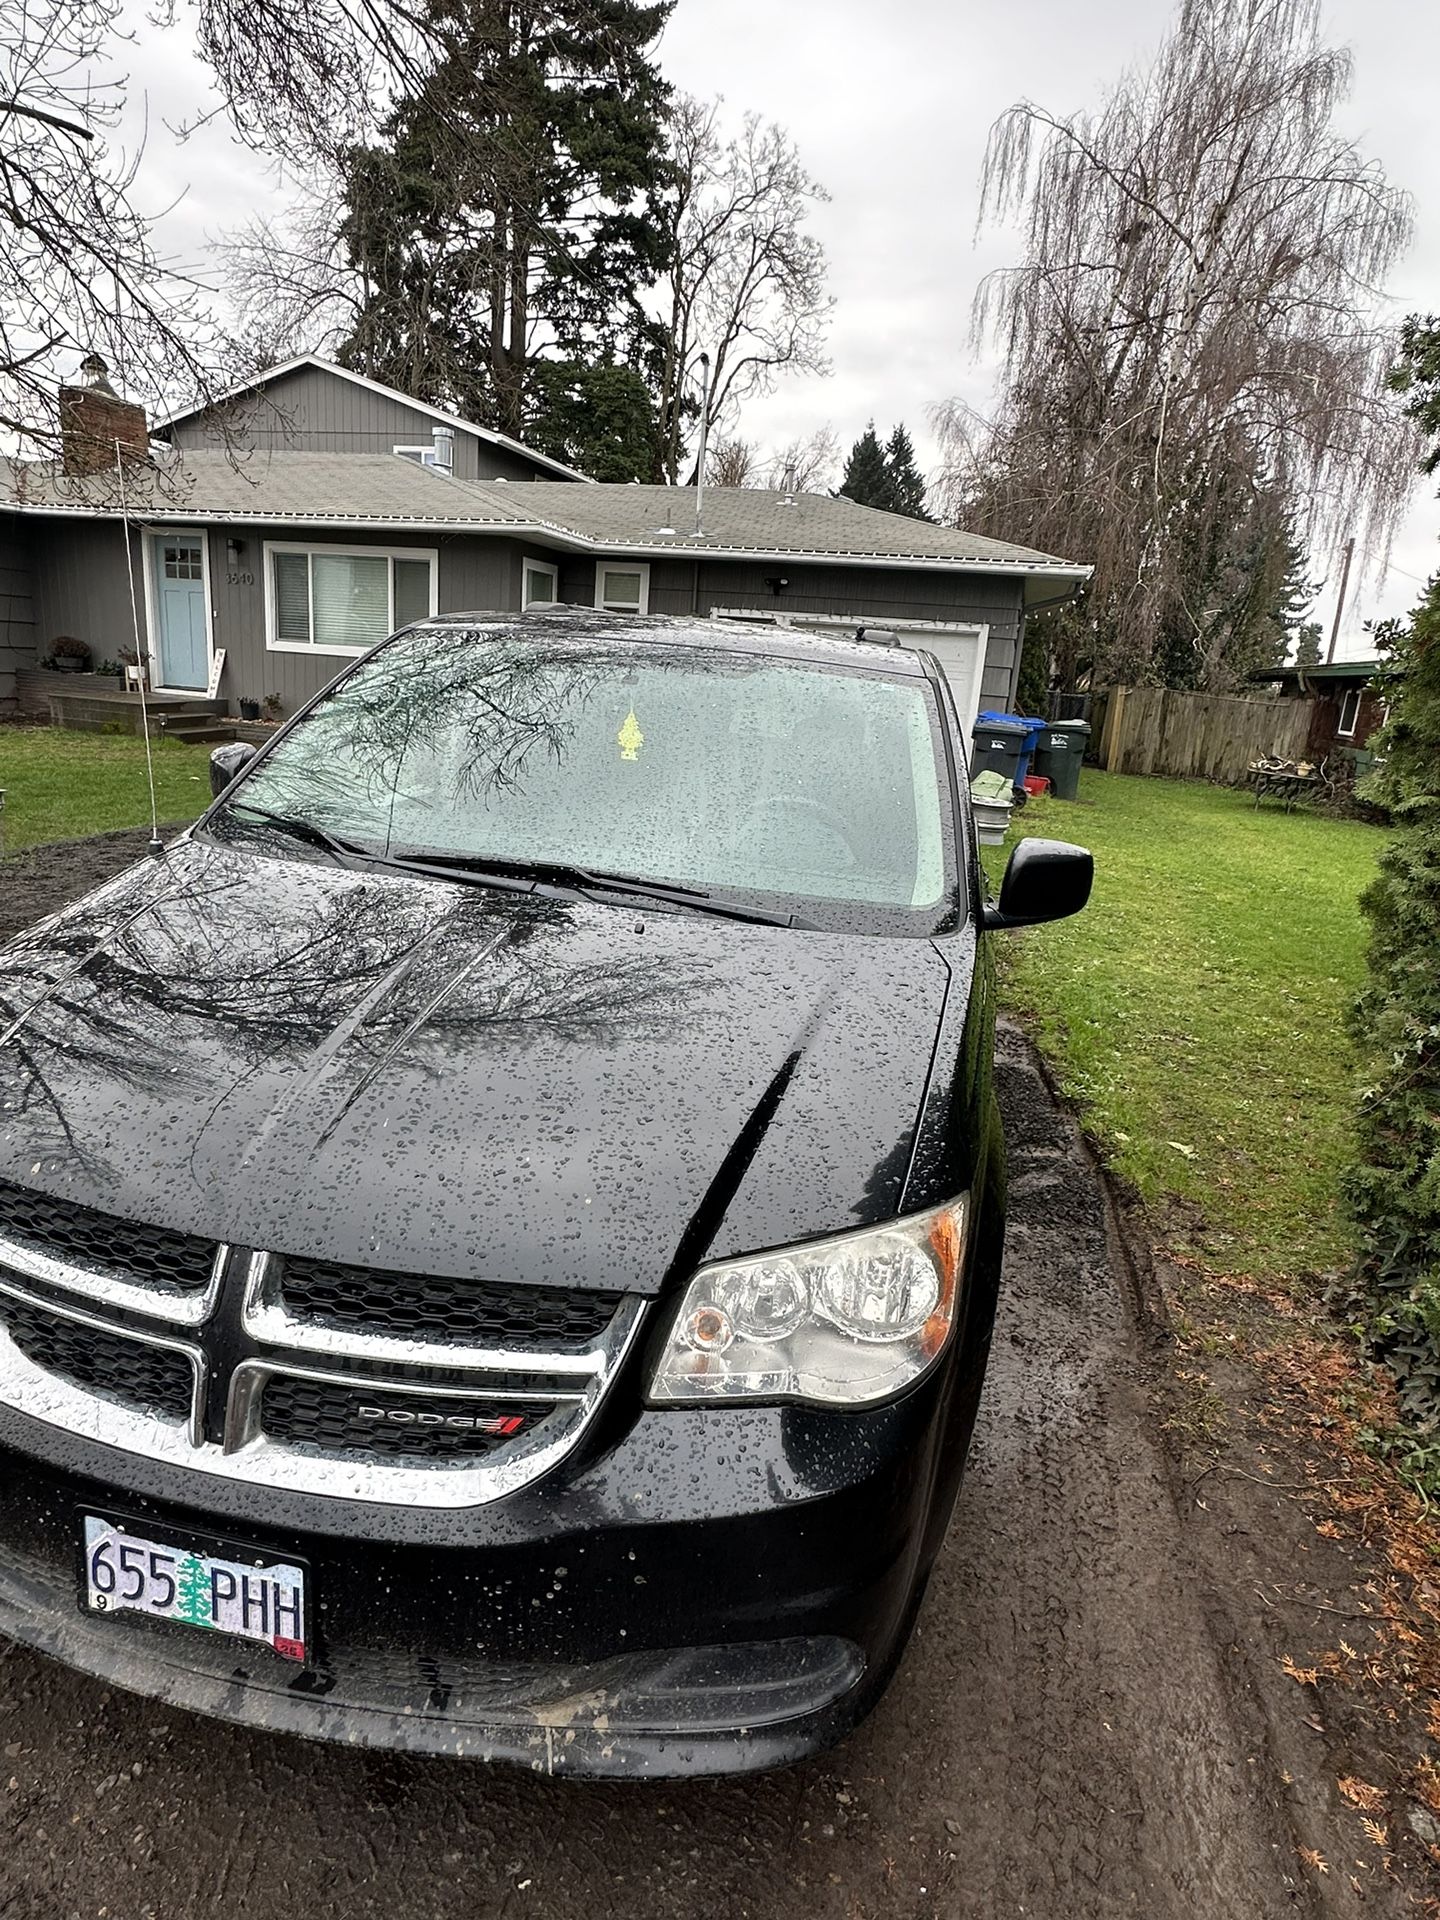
[431,426,454,472]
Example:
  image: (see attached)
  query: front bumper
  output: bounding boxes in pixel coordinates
[0,1367,982,1776]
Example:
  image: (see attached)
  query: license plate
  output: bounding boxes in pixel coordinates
[81,1515,309,1664]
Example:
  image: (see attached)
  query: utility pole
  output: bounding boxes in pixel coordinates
[1326,536,1355,665]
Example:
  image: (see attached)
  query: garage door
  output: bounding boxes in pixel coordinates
[711,611,988,739]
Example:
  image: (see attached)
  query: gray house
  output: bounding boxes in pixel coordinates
[0,359,1088,735]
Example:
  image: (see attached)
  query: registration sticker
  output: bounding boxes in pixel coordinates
[81,1515,308,1663]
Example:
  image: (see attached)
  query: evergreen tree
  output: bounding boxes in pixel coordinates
[525,359,659,482]
[885,424,931,520]
[334,0,674,442]
[1343,576,1440,1424]
[840,422,893,510]
[1390,314,1440,476]
[1294,621,1323,666]
[839,421,933,518]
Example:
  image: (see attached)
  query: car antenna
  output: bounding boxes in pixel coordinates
[115,439,165,859]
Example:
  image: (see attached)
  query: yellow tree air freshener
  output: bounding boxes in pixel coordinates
[618,707,645,761]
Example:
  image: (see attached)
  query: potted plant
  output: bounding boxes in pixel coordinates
[239,696,262,721]
[49,636,92,674]
[262,692,284,723]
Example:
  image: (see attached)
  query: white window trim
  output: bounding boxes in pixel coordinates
[1336,686,1362,738]
[594,560,650,614]
[522,556,559,609]
[262,540,440,657]
[140,528,216,694]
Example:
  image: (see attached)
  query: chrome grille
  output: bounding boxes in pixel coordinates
[0,1289,194,1423]
[277,1253,621,1352]
[0,1185,642,1509]
[0,1179,214,1295]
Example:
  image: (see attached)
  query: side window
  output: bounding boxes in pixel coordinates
[1336,687,1362,737]
[523,559,558,608]
[594,563,650,614]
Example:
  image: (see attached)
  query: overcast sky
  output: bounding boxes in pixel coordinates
[112,0,1439,658]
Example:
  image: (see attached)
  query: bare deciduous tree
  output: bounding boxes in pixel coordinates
[0,0,220,455]
[706,436,759,488]
[934,0,1421,688]
[655,95,832,484]
[704,425,838,493]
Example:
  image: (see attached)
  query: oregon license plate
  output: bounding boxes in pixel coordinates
[81,1515,309,1663]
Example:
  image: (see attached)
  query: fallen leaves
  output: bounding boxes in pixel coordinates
[1338,1776,1387,1813]
[1282,1655,1321,1687]
[1299,1846,1330,1874]
[1361,1816,1390,1849]
[1415,1757,1440,1816]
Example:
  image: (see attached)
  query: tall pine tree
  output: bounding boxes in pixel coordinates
[885,425,931,520]
[839,421,930,518]
[335,0,673,443]
[840,422,893,509]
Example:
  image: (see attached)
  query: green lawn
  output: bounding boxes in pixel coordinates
[0,727,214,855]
[987,770,1383,1285]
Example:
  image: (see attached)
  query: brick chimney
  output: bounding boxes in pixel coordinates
[58,354,149,477]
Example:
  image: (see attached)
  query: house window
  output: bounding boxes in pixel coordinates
[594,562,650,614]
[523,558,558,608]
[265,544,438,655]
[162,543,203,581]
[1337,687,1362,737]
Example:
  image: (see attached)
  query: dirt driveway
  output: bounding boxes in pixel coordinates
[0,833,1410,1917]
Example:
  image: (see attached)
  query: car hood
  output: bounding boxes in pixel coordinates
[0,838,953,1292]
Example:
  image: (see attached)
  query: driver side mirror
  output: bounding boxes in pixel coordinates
[209,742,257,799]
[983,838,1093,931]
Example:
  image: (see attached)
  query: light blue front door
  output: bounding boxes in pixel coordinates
[152,535,208,689]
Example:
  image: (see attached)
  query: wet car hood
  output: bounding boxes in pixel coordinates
[0,837,953,1292]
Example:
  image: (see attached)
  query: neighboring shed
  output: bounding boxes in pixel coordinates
[1251,659,1387,764]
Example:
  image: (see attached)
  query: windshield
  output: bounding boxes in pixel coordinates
[210,625,959,934]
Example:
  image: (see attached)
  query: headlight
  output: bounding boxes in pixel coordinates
[648,1195,968,1408]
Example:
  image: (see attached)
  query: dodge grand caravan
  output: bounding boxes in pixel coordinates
[0,610,1090,1775]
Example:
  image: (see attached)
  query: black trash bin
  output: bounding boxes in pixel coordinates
[1030,720,1091,801]
[970,717,1033,788]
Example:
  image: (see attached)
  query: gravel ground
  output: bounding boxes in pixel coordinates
[0,834,1410,1918]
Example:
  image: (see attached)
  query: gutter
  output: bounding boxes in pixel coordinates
[0,499,1092,582]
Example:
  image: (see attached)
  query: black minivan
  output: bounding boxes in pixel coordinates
[0,610,1089,1775]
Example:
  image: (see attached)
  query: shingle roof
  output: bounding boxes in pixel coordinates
[483,482,1081,570]
[0,449,1089,578]
[0,450,526,526]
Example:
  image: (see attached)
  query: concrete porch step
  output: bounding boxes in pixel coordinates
[162,723,240,745]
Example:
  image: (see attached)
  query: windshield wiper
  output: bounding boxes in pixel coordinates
[386,850,808,929]
[224,803,376,863]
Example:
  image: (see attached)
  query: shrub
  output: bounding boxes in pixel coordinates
[1342,575,1440,1426]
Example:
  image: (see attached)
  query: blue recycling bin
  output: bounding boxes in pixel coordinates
[973,711,1046,790]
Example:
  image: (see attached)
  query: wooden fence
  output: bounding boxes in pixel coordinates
[1095,685,1310,785]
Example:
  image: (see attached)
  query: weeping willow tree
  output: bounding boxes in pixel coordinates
[934,0,1421,689]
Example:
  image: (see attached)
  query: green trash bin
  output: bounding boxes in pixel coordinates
[1031,720,1091,801]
